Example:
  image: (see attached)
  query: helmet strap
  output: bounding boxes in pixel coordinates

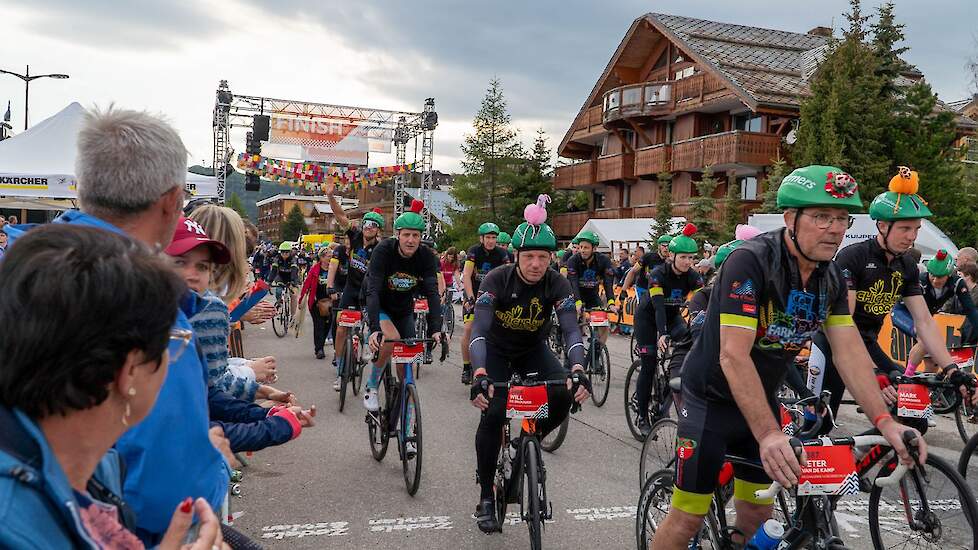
[788,208,820,264]
[877,221,904,258]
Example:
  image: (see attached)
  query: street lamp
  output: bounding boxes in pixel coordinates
[0,65,70,130]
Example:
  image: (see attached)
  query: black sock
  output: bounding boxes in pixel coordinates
[463,361,471,372]
[480,483,494,500]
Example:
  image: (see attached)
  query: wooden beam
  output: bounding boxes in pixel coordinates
[640,38,670,81]
[610,127,635,154]
[625,119,654,148]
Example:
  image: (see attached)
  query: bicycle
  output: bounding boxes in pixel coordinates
[480,371,584,550]
[442,291,455,338]
[365,337,448,496]
[335,306,367,412]
[625,339,677,441]
[581,308,612,407]
[271,284,295,338]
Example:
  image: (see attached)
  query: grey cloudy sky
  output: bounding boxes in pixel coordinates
[1,0,975,173]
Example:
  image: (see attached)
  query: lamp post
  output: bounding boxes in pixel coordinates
[0,65,70,130]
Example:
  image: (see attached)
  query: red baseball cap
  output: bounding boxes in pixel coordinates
[165,217,231,264]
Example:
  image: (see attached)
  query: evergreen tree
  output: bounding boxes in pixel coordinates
[652,171,674,239]
[759,155,789,213]
[689,168,720,244]
[279,204,308,242]
[227,192,249,221]
[719,177,742,243]
[499,129,555,233]
[870,2,909,98]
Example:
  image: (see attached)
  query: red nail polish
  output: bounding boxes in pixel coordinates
[180,498,192,513]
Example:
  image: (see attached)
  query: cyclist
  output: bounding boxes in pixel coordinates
[364,200,443,417]
[563,229,617,349]
[634,224,704,434]
[652,166,925,550]
[497,231,515,263]
[622,233,671,302]
[807,167,978,419]
[904,249,978,373]
[460,222,511,385]
[271,241,300,320]
[467,199,591,533]
[325,183,384,392]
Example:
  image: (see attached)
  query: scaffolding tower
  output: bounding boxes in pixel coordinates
[212,81,437,236]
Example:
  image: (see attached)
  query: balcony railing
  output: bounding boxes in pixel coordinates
[602,73,732,124]
[571,106,604,136]
[596,152,634,182]
[594,207,633,219]
[553,161,596,190]
[670,131,781,171]
[552,211,591,238]
[634,144,672,176]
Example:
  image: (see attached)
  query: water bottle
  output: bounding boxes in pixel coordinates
[746,519,784,550]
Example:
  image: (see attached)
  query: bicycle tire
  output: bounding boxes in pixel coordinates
[402,383,423,496]
[444,304,455,337]
[494,444,510,533]
[636,468,674,550]
[339,338,355,412]
[590,342,612,407]
[521,438,543,550]
[931,386,960,415]
[630,330,638,363]
[869,453,978,550]
[639,418,678,489]
[955,400,978,444]
[540,416,569,453]
[272,301,287,337]
[368,373,391,461]
[625,360,645,441]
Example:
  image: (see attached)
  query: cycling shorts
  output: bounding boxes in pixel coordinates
[338,287,363,311]
[673,388,774,515]
[378,311,416,340]
[579,293,603,310]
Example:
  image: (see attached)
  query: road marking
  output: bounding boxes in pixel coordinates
[368,516,453,533]
[567,506,637,521]
[260,522,349,540]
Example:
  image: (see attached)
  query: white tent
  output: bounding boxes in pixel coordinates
[0,102,218,201]
[580,217,686,252]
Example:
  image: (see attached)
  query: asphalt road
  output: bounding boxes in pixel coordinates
[229,304,978,549]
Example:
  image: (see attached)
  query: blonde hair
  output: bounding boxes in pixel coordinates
[188,205,248,300]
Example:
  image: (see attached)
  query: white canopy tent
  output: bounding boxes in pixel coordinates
[579,217,686,253]
[0,102,218,203]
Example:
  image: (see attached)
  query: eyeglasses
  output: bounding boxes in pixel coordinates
[168,328,193,362]
[362,221,380,229]
[803,212,854,230]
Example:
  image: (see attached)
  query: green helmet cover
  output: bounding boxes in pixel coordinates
[394,199,426,231]
[668,223,699,254]
[926,249,954,277]
[869,192,932,221]
[278,241,293,251]
[512,221,557,251]
[362,210,385,228]
[496,231,512,245]
[657,234,673,245]
[776,165,863,213]
[713,240,744,268]
[556,250,565,259]
[478,222,500,236]
[572,229,600,246]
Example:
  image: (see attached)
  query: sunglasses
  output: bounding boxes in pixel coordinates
[363,220,380,229]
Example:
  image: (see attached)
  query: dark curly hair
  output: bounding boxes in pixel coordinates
[0,225,186,418]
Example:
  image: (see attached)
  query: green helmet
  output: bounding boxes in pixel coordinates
[496,231,512,245]
[713,240,744,268]
[394,199,426,231]
[362,208,385,228]
[572,229,600,246]
[278,241,293,251]
[777,165,863,213]
[478,222,500,236]
[669,223,699,254]
[513,222,557,251]
[926,249,955,277]
[657,234,673,246]
[556,250,566,259]
[868,167,932,221]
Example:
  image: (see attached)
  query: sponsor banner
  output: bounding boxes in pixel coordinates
[797,445,859,496]
[506,385,549,419]
[897,383,933,419]
[391,342,424,365]
[184,178,217,198]
[0,173,76,198]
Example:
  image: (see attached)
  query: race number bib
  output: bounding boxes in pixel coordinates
[391,342,424,365]
[338,309,362,327]
[949,347,976,370]
[413,299,430,313]
[506,385,549,419]
[588,310,609,327]
[797,445,859,496]
[780,405,796,436]
[897,384,933,419]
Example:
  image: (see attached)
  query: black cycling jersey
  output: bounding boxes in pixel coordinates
[465,244,510,297]
[920,272,970,313]
[330,246,349,291]
[343,227,379,294]
[635,251,665,289]
[270,253,299,285]
[564,252,615,308]
[649,263,704,335]
[682,229,852,402]
[836,237,921,337]
[364,238,442,335]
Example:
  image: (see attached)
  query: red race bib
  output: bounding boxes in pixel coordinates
[949,347,976,370]
[797,445,859,496]
[506,385,549,419]
[413,299,429,313]
[338,309,362,327]
[589,310,609,327]
[391,342,424,365]
[780,405,796,436]
[897,383,933,419]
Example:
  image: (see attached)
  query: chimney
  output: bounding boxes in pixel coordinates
[807,26,832,37]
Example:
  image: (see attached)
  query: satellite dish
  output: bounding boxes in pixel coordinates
[785,129,797,145]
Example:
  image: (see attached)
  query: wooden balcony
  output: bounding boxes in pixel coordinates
[602,73,733,126]
[594,207,633,219]
[670,131,781,172]
[569,105,604,142]
[553,161,597,190]
[634,144,672,176]
[552,211,591,238]
[596,153,634,182]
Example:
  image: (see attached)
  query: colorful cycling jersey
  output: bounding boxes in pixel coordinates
[835,238,922,337]
[474,264,578,357]
[465,245,510,296]
[564,252,615,304]
[342,227,379,293]
[649,263,704,334]
[635,251,665,289]
[270,253,299,285]
[365,238,442,334]
[682,229,853,402]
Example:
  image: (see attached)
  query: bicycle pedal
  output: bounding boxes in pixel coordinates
[542,502,553,521]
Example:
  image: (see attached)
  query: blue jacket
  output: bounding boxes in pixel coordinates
[0,407,127,549]
[50,211,230,544]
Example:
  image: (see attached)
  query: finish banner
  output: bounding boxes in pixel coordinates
[264,115,392,164]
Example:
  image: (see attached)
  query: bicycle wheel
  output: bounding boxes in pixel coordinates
[590,342,612,407]
[636,468,674,550]
[494,445,510,533]
[625,360,645,441]
[339,339,354,412]
[368,374,391,462]
[955,400,978,444]
[931,386,959,415]
[521,438,543,550]
[540,416,569,453]
[401,383,423,496]
[272,301,287,337]
[869,453,978,550]
[630,330,638,363]
[639,418,677,489]
[959,432,978,478]
[444,304,455,337]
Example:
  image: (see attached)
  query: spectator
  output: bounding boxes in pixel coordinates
[695,258,715,280]
[614,248,632,285]
[188,205,249,301]
[300,246,334,362]
[0,229,7,261]
[0,225,223,548]
[7,215,17,225]
[951,263,978,344]
[442,246,461,292]
[958,247,978,269]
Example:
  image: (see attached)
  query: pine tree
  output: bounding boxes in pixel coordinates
[500,129,555,231]
[759,155,789,213]
[870,3,909,99]
[653,171,674,239]
[227,192,249,221]
[279,204,308,242]
[719,177,742,243]
[689,168,720,244]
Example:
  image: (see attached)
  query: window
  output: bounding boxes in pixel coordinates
[593,191,606,209]
[733,113,763,132]
[675,66,695,80]
[605,91,620,111]
[739,176,759,200]
[620,129,636,149]
[623,184,631,207]
[622,87,641,106]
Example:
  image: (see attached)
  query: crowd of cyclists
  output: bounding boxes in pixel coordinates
[1,103,976,550]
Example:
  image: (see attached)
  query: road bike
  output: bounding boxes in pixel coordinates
[581,308,612,407]
[271,284,295,338]
[335,307,367,412]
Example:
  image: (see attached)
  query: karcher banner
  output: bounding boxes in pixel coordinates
[0,174,76,198]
